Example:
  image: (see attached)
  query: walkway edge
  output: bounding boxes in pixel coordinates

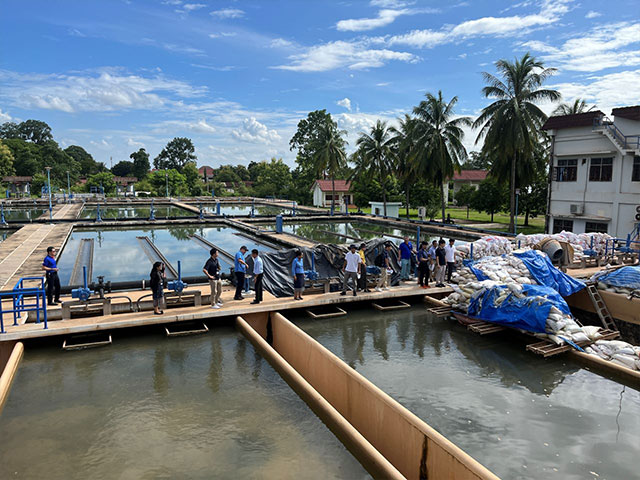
[0,342,24,415]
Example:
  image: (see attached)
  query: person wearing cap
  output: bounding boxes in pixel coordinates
[234,245,249,300]
[341,244,362,297]
[357,243,370,292]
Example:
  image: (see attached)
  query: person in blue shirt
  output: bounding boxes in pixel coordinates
[427,240,438,282]
[250,249,264,305]
[291,250,305,301]
[397,236,415,281]
[234,246,249,300]
[42,246,61,306]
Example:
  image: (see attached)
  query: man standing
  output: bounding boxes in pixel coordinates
[357,243,370,292]
[445,238,457,283]
[417,242,430,288]
[203,248,222,309]
[428,240,438,282]
[341,244,361,297]
[435,239,447,287]
[42,246,61,306]
[375,242,393,291]
[234,245,248,300]
[398,236,414,281]
[251,249,264,305]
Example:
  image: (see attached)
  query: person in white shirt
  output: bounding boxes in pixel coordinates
[444,238,457,283]
[251,249,264,304]
[341,244,362,297]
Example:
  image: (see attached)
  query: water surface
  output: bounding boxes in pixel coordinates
[2,208,44,221]
[293,306,640,480]
[0,327,368,479]
[80,206,195,220]
[203,203,292,216]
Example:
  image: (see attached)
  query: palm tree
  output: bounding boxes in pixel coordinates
[391,115,417,219]
[355,120,397,216]
[473,53,561,233]
[311,122,348,213]
[411,91,471,222]
[552,98,595,116]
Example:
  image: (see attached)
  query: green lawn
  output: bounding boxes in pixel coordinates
[347,205,545,234]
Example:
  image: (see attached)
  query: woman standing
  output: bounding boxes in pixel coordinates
[291,250,305,301]
[150,261,165,315]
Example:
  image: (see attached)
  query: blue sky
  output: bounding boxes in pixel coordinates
[1,0,639,169]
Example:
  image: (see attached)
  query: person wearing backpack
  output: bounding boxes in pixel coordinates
[375,242,393,291]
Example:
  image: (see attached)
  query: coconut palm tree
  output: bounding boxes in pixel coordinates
[552,98,596,116]
[311,122,348,213]
[391,115,417,219]
[473,53,561,233]
[355,120,397,216]
[411,91,471,222]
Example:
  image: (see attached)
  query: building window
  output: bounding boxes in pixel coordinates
[589,157,613,182]
[585,222,608,233]
[553,219,574,233]
[632,156,640,182]
[554,159,577,182]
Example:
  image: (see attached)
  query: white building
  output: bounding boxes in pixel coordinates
[443,170,488,204]
[311,180,352,208]
[369,201,402,218]
[543,106,640,238]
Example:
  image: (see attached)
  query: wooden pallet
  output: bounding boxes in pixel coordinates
[427,306,452,317]
[526,329,620,357]
[165,322,209,337]
[372,300,411,311]
[467,322,506,335]
[306,307,347,319]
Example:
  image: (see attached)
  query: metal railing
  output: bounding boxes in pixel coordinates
[0,277,48,333]
[593,116,640,150]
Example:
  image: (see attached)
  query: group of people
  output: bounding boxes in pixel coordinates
[395,236,458,288]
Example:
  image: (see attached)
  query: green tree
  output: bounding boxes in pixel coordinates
[354,120,396,216]
[3,138,41,176]
[412,91,471,222]
[455,184,476,219]
[111,160,134,177]
[552,98,595,116]
[65,145,103,176]
[130,148,150,179]
[182,162,204,196]
[31,173,48,196]
[153,137,197,171]
[40,141,80,187]
[392,115,418,219]
[18,120,53,144]
[290,110,344,205]
[311,121,348,212]
[470,180,507,222]
[461,151,491,170]
[86,171,117,195]
[410,181,441,219]
[0,122,21,140]
[0,141,16,177]
[518,153,548,226]
[214,165,242,183]
[147,169,189,197]
[254,158,292,198]
[474,53,560,233]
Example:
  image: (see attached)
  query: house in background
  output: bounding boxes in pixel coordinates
[199,166,215,182]
[444,170,488,204]
[2,176,32,197]
[542,106,640,237]
[114,176,137,196]
[311,180,352,208]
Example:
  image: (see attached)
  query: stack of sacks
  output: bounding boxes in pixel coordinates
[515,231,612,260]
[541,307,601,345]
[590,265,640,295]
[450,254,534,286]
[585,340,640,371]
[455,236,512,260]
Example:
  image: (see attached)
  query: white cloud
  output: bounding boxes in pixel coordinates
[523,22,640,72]
[0,109,12,122]
[231,117,281,143]
[552,69,640,113]
[208,32,237,39]
[273,40,417,72]
[270,38,294,48]
[337,98,352,111]
[384,0,570,48]
[183,3,206,11]
[190,119,216,133]
[127,138,145,148]
[162,43,205,56]
[68,28,86,37]
[210,8,244,19]
[370,0,411,7]
[0,68,206,113]
[585,10,602,18]
[337,9,411,32]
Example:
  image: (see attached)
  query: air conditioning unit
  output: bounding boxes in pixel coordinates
[570,204,584,215]
[418,206,427,219]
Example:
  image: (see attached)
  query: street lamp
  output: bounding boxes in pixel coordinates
[165,169,169,198]
[45,166,52,220]
[66,170,71,202]
[515,188,521,236]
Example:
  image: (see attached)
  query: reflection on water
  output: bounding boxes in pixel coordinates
[0,230,13,243]
[294,307,640,480]
[80,206,196,219]
[2,208,45,221]
[0,327,369,479]
[58,225,274,285]
[203,204,292,216]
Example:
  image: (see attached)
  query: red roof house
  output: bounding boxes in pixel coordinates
[311,180,353,208]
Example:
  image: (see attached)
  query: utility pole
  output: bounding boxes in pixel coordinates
[45,166,52,220]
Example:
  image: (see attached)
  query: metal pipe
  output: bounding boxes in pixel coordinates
[45,166,52,220]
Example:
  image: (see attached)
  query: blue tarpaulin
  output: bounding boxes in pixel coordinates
[513,250,585,297]
[597,266,640,290]
[463,259,489,281]
[467,284,571,333]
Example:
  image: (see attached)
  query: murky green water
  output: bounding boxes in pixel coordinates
[0,327,368,479]
[2,208,45,221]
[0,230,13,243]
[293,306,640,480]
[58,225,275,285]
[203,204,292,216]
[80,206,195,220]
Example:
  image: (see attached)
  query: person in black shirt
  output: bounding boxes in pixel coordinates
[435,240,447,287]
[150,261,164,315]
[203,248,222,309]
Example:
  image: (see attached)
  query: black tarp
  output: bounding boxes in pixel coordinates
[254,238,400,297]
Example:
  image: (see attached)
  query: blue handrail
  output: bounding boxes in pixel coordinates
[0,277,48,333]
